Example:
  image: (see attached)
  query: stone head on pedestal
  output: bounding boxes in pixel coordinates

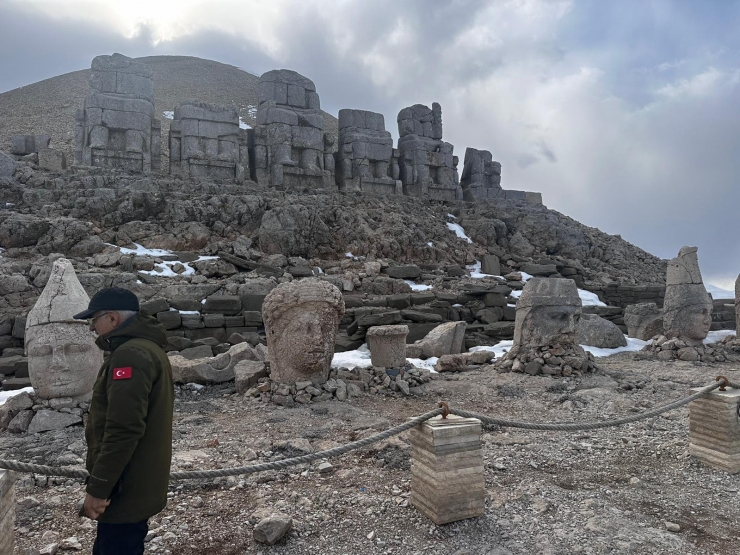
[513,278,582,349]
[663,247,713,346]
[25,259,102,400]
[262,278,345,384]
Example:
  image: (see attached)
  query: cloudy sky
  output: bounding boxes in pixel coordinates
[1,0,739,289]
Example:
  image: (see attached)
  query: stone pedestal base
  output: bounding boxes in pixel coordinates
[689,388,740,473]
[0,471,15,554]
[366,325,408,368]
[410,415,485,524]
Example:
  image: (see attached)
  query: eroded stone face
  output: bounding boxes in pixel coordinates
[25,258,101,400]
[263,279,344,384]
[663,247,713,346]
[26,323,101,400]
[513,278,581,349]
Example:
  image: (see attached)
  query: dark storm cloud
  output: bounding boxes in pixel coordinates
[1,0,739,288]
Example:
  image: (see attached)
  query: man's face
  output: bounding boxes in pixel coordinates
[88,311,118,336]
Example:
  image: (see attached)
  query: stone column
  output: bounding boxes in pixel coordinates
[689,387,740,473]
[410,415,485,524]
[365,325,408,368]
[0,470,15,554]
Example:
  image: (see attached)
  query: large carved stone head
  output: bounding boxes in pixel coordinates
[513,278,582,349]
[262,278,345,385]
[25,259,102,400]
[663,247,713,346]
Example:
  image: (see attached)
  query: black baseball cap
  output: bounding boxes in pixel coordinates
[73,287,140,320]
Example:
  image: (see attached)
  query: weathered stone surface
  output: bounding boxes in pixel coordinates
[10,134,50,155]
[202,296,242,315]
[38,149,67,172]
[366,325,408,368]
[624,302,664,341]
[415,322,466,358]
[577,314,627,348]
[27,410,82,433]
[234,360,269,394]
[25,259,101,400]
[169,342,261,384]
[460,147,502,201]
[253,513,293,545]
[179,345,214,360]
[382,265,421,279]
[0,151,18,177]
[480,254,501,275]
[263,279,344,384]
[663,247,712,346]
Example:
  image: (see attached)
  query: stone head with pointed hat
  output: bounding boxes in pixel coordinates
[663,246,713,346]
[25,258,102,400]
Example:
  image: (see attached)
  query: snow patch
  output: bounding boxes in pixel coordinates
[407,357,438,372]
[0,387,34,406]
[405,280,433,291]
[162,110,174,119]
[446,222,473,244]
[331,344,372,368]
[239,117,251,130]
[345,252,358,260]
[509,286,606,307]
[704,330,736,344]
[581,336,650,357]
[470,341,514,359]
[427,242,434,247]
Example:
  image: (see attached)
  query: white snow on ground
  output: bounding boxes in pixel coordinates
[427,242,434,247]
[332,344,438,372]
[509,286,606,307]
[239,117,251,130]
[470,341,514,359]
[447,213,456,219]
[705,329,736,344]
[581,337,650,357]
[405,281,433,291]
[178,310,200,315]
[113,243,218,278]
[706,284,734,299]
[407,357,438,372]
[446,222,473,243]
[331,344,372,368]
[345,252,358,260]
[118,243,173,257]
[162,110,174,119]
[0,387,34,406]
[0,248,4,258]
[520,271,533,282]
[466,261,494,279]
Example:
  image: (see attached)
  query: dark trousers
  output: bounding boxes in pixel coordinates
[92,520,148,555]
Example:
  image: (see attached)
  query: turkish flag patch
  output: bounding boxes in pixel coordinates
[112,367,132,380]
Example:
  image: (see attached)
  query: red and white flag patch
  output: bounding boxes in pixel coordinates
[112,367,132,380]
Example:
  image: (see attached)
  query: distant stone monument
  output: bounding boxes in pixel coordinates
[336,109,402,195]
[460,147,502,201]
[74,53,161,173]
[262,278,344,384]
[396,103,461,201]
[168,101,249,182]
[252,69,333,189]
[25,259,102,400]
[663,246,713,346]
[497,278,594,376]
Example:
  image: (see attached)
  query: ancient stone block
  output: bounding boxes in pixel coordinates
[10,134,50,155]
[366,325,409,368]
[0,151,18,177]
[624,302,663,340]
[460,147,503,201]
[411,415,485,525]
[75,53,160,173]
[38,148,67,171]
[689,388,740,473]
[576,314,627,348]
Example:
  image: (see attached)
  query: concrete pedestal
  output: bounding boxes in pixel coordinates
[410,415,485,524]
[689,388,740,473]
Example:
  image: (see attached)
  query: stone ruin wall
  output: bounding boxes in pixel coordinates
[7,53,542,205]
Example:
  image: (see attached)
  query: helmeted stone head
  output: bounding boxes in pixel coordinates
[513,278,582,349]
[262,278,345,384]
[663,247,713,346]
[25,259,102,400]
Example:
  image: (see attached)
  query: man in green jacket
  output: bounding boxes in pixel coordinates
[74,287,173,554]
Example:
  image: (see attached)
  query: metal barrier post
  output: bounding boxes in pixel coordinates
[689,387,740,473]
[410,414,485,524]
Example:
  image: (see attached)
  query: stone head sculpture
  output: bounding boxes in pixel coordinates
[663,247,713,346]
[513,278,582,349]
[263,278,345,385]
[25,259,102,400]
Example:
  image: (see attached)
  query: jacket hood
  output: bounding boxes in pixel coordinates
[96,311,168,352]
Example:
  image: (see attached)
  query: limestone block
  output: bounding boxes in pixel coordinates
[10,134,50,155]
[169,342,261,384]
[0,151,18,177]
[689,388,740,473]
[411,415,485,524]
[28,410,82,433]
[234,360,269,393]
[292,126,323,149]
[624,302,663,340]
[366,325,409,368]
[416,321,466,358]
[480,254,500,275]
[84,93,154,118]
[89,126,109,149]
[102,109,151,132]
[576,314,627,348]
[38,148,67,171]
[258,106,299,126]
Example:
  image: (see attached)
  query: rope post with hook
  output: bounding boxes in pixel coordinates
[688,376,740,474]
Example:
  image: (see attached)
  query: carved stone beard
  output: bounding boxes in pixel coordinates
[25,322,102,400]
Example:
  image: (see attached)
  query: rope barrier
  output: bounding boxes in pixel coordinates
[0,378,733,481]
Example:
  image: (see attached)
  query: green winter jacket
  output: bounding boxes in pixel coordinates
[85,312,173,524]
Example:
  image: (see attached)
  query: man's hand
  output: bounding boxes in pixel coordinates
[82,493,110,520]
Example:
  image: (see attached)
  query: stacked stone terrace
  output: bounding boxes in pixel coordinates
[18,53,542,203]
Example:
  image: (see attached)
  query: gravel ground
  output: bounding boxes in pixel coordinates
[4,352,740,554]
